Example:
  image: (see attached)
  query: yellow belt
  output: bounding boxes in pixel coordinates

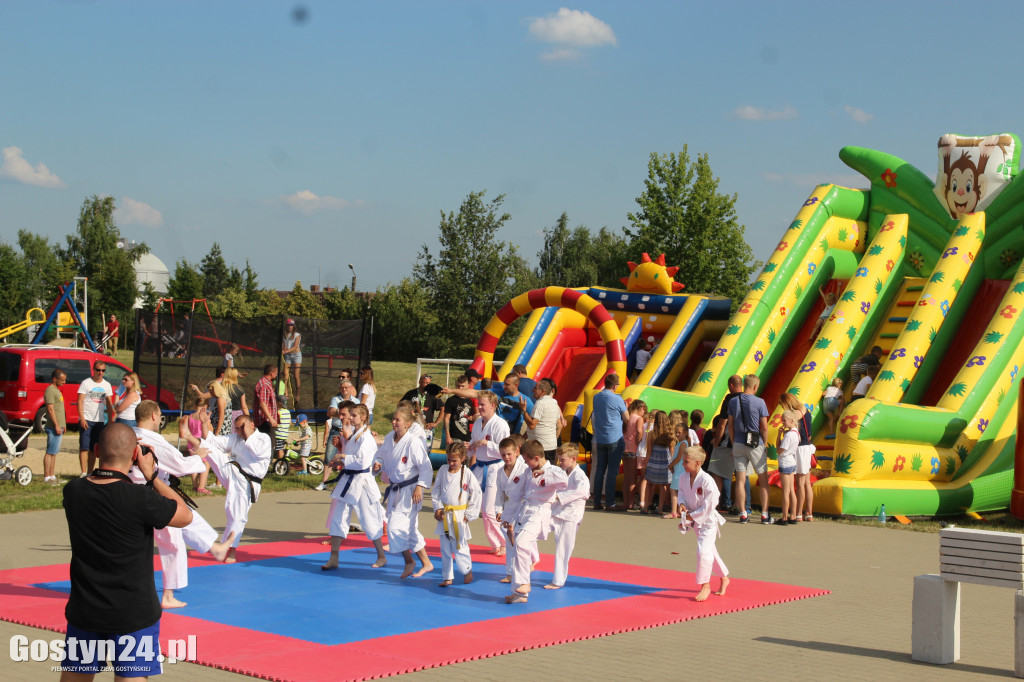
[443,503,469,545]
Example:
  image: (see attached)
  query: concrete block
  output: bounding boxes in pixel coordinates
[1016,590,1024,678]
[912,573,960,664]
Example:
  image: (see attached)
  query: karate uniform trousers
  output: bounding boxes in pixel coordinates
[327,428,385,540]
[678,468,729,584]
[512,463,567,591]
[376,429,433,554]
[204,430,272,548]
[432,467,482,580]
[469,415,510,551]
[550,464,590,587]
[132,428,218,590]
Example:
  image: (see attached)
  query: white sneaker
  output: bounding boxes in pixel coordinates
[314,482,325,491]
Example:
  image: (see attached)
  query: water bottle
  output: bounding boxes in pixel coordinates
[878,503,886,524]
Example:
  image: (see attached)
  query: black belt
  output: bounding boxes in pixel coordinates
[229,460,264,504]
[337,467,370,498]
[381,476,418,505]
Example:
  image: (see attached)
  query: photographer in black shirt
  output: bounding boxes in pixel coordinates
[60,422,192,680]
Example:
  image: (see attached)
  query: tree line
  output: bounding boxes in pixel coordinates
[0,146,760,361]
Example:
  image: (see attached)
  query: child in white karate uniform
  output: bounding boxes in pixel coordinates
[677,446,729,602]
[507,439,567,604]
[432,441,482,586]
[495,435,533,583]
[321,404,387,571]
[374,406,434,578]
[546,442,590,589]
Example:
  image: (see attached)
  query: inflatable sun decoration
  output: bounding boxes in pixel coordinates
[621,253,685,294]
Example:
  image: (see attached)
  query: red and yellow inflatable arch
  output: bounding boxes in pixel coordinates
[469,287,626,384]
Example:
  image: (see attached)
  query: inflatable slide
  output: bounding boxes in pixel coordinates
[469,132,1024,517]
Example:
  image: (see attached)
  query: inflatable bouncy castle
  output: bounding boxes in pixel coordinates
[468,133,1024,517]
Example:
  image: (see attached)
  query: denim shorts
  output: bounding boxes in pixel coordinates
[78,421,104,452]
[61,621,162,677]
[823,397,840,413]
[778,464,796,474]
[44,427,62,455]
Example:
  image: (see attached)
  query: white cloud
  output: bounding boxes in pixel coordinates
[116,197,163,227]
[844,105,874,124]
[527,8,617,49]
[0,146,65,188]
[731,104,798,121]
[541,48,581,61]
[281,190,360,215]
[761,172,868,189]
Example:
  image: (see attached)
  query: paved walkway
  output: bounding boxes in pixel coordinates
[0,437,1018,680]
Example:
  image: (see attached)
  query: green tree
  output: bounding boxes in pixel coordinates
[284,281,327,319]
[415,191,531,354]
[200,242,230,298]
[166,259,204,302]
[139,281,160,312]
[323,288,366,320]
[536,213,627,289]
[59,196,148,330]
[17,230,72,308]
[625,146,760,303]
[207,288,255,319]
[0,241,30,338]
[242,260,260,302]
[367,279,441,361]
[250,289,287,318]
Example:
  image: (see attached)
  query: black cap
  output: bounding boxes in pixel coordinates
[465,368,482,379]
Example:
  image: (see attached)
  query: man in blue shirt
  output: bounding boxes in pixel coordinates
[492,375,533,434]
[511,364,536,398]
[590,373,628,510]
[726,374,772,524]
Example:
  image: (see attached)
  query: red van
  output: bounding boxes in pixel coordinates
[0,345,180,431]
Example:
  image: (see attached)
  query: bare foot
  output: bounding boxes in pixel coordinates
[412,560,434,577]
[504,590,528,604]
[494,547,506,557]
[371,557,387,568]
[383,544,390,552]
[714,576,730,596]
[463,571,473,584]
[400,562,415,578]
[695,584,711,602]
[320,539,331,545]
[161,595,187,608]
[499,576,511,583]
[321,555,339,571]
[224,548,237,564]
[543,583,561,590]
[210,533,236,562]
[438,579,453,587]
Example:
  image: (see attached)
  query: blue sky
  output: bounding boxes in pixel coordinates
[2,1,1022,293]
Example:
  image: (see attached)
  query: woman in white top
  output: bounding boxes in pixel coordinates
[358,366,376,424]
[114,372,142,427]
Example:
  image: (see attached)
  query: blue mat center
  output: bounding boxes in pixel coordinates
[37,548,659,645]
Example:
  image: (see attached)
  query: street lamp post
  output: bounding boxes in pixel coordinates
[348,263,356,293]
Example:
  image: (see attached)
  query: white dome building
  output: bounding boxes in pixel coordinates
[119,241,170,308]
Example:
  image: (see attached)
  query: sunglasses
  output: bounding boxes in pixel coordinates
[95,368,106,373]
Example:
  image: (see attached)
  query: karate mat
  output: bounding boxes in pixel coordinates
[0,536,829,681]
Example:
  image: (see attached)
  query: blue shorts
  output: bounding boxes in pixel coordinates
[823,397,840,413]
[116,418,137,428]
[62,621,162,677]
[44,427,63,455]
[284,351,302,366]
[778,464,796,475]
[78,421,104,453]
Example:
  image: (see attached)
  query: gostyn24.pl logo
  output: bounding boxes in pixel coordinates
[10,635,197,664]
